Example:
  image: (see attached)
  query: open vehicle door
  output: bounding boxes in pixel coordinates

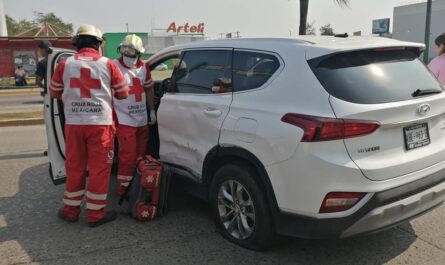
[43,48,75,185]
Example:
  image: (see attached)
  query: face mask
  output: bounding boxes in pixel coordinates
[123,55,138,67]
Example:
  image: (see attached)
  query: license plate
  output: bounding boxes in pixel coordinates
[403,123,430,150]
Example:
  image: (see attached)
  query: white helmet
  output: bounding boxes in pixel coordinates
[118,34,145,55]
[74,24,104,42]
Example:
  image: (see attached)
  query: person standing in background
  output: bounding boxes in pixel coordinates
[428,33,445,85]
[35,40,52,95]
[15,65,28,86]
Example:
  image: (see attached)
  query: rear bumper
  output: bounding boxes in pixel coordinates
[273,166,445,238]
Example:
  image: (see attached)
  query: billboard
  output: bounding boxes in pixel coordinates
[372,18,390,34]
[13,51,37,75]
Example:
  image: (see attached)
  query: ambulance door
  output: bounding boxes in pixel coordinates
[44,49,74,185]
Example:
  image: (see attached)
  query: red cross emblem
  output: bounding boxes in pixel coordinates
[129,78,143,102]
[69,68,101,98]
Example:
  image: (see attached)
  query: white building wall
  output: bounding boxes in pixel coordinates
[393,0,445,62]
[146,36,204,54]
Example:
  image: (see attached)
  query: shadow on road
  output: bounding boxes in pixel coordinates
[0,162,417,265]
[22,100,43,105]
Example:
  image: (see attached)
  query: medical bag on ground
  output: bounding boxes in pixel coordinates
[118,155,172,221]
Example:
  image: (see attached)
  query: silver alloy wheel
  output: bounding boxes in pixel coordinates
[217,180,255,239]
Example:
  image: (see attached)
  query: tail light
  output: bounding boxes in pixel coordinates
[281,113,380,142]
[319,192,366,213]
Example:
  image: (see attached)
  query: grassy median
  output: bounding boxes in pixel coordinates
[0,110,43,121]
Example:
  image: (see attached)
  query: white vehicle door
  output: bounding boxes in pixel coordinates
[158,49,233,179]
[44,48,74,185]
[147,53,181,158]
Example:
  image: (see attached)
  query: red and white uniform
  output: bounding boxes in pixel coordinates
[113,58,153,195]
[50,48,129,222]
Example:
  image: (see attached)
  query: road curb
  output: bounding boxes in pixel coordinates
[0,88,40,95]
[0,118,44,127]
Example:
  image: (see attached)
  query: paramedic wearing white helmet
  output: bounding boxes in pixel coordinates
[113,34,156,195]
[49,24,129,227]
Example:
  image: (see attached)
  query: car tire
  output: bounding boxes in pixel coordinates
[209,163,275,250]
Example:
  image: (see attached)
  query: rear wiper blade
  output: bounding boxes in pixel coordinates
[412,88,442,97]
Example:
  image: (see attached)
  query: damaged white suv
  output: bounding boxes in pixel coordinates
[45,37,445,250]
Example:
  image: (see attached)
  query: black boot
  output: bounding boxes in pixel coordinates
[58,208,79,222]
[88,211,117,227]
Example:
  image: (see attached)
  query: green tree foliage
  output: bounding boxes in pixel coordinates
[6,12,73,37]
[299,0,349,35]
[319,24,335,36]
[6,15,36,36]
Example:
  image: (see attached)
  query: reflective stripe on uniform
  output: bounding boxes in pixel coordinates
[114,86,129,93]
[86,191,107,200]
[64,190,85,198]
[121,182,130,187]
[51,80,64,87]
[50,85,64,91]
[86,202,106,210]
[111,81,127,89]
[118,175,133,181]
[63,198,82,206]
[143,80,153,88]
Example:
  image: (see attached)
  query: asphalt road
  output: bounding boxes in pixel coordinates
[0,93,43,113]
[1,125,445,265]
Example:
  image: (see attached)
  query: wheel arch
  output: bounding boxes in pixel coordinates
[202,145,279,213]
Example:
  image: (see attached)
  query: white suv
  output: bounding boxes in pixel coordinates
[45,37,445,250]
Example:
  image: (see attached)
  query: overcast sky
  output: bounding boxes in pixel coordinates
[3,0,428,38]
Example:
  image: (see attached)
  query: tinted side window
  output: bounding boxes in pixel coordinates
[172,50,232,94]
[150,57,180,82]
[233,51,280,92]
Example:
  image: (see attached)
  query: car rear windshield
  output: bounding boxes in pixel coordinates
[309,49,443,104]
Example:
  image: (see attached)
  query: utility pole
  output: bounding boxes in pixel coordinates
[0,0,7,37]
[126,23,129,33]
[424,0,432,62]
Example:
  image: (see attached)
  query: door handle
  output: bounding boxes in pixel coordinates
[203,108,222,118]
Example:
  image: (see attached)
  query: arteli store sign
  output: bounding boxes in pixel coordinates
[166,22,205,34]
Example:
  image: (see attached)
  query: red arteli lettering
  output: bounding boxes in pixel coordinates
[167,22,205,34]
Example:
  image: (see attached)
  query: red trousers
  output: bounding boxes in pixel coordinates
[116,124,149,195]
[63,125,115,222]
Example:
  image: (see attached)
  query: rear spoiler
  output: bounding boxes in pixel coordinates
[308,46,424,70]
[372,46,424,56]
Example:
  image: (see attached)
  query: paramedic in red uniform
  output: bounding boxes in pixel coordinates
[49,24,129,227]
[113,34,156,195]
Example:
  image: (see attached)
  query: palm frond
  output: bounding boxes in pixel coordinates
[334,0,349,7]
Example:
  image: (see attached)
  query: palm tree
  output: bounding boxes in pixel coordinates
[299,0,349,35]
